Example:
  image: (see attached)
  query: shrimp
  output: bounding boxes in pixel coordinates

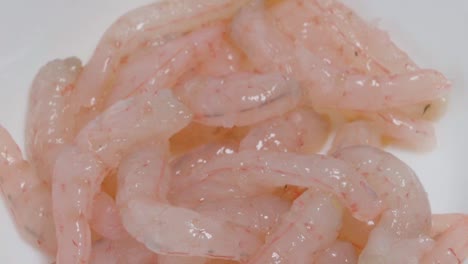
[329,121,382,153]
[72,0,251,126]
[0,126,56,255]
[247,190,342,263]
[314,241,358,264]
[174,72,302,127]
[52,89,192,263]
[90,192,126,241]
[334,146,433,264]
[231,0,450,111]
[421,216,468,264]
[90,236,158,264]
[116,146,262,261]
[105,22,227,107]
[240,108,329,153]
[194,150,382,221]
[25,57,82,183]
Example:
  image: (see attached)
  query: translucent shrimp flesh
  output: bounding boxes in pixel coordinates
[0,0,464,263]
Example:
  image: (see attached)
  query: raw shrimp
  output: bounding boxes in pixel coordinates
[240,108,329,153]
[52,89,192,263]
[0,127,56,254]
[193,150,382,221]
[116,146,262,261]
[329,121,382,153]
[72,0,251,122]
[247,190,342,263]
[334,146,433,264]
[421,216,468,264]
[105,22,227,107]
[175,72,302,127]
[90,236,158,264]
[314,241,358,264]
[90,192,126,240]
[25,57,82,182]
[231,0,450,110]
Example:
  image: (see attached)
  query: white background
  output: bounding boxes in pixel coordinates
[0,0,467,262]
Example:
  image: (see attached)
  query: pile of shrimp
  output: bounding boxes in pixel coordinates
[1,0,467,263]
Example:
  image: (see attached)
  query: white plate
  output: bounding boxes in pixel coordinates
[0,0,467,263]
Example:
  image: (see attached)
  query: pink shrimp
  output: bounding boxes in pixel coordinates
[247,190,342,263]
[175,72,302,127]
[25,57,82,183]
[0,126,56,255]
[90,192,126,241]
[105,22,227,107]
[116,145,262,261]
[72,0,251,127]
[334,146,433,263]
[52,89,192,263]
[193,150,382,221]
[430,214,467,238]
[422,217,468,264]
[314,241,358,264]
[90,236,158,264]
[240,108,329,153]
[231,0,450,111]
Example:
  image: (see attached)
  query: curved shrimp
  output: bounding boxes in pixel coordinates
[90,192,127,241]
[72,0,251,125]
[314,241,358,264]
[247,190,342,263]
[175,72,302,127]
[52,89,192,263]
[116,145,262,261]
[105,22,227,107]
[231,0,450,111]
[90,236,158,264]
[25,57,82,183]
[0,126,56,255]
[333,146,433,264]
[421,216,468,264]
[240,108,329,153]
[193,150,382,221]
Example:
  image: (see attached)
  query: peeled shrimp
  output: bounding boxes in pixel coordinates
[0,127,56,254]
[194,150,382,221]
[25,57,82,183]
[314,241,358,264]
[247,190,342,263]
[105,22,227,107]
[240,108,329,153]
[334,146,433,263]
[231,0,450,111]
[116,145,262,261]
[52,89,192,263]
[72,0,251,131]
[175,72,302,127]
